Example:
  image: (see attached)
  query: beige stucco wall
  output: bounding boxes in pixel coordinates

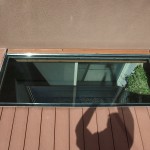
[0,0,150,49]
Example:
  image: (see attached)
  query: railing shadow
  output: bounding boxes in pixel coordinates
[76,107,134,150]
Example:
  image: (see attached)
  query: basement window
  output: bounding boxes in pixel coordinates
[0,54,150,106]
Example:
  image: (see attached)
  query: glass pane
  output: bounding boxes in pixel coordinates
[0,56,150,106]
[0,59,75,103]
[34,63,74,85]
[77,62,150,105]
[77,63,123,82]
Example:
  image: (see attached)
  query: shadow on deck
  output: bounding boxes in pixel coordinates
[0,107,150,150]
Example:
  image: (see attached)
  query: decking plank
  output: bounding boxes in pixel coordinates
[96,107,114,150]
[70,108,84,150]
[63,49,150,54]
[135,107,150,150]
[24,107,42,150]
[55,108,70,150]
[0,107,15,150]
[8,49,150,55]
[9,108,28,150]
[39,108,55,150]
[8,49,63,54]
[83,107,99,150]
[123,107,143,150]
[109,107,129,150]
[147,107,150,118]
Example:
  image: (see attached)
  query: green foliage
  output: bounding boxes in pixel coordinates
[126,65,150,95]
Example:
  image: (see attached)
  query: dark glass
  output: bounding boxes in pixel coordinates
[0,56,150,106]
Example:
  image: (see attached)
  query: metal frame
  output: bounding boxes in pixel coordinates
[0,53,149,107]
[7,53,150,61]
[0,102,149,107]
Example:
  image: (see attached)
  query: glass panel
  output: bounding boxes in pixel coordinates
[0,57,150,106]
[0,59,75,103]
[76,63,123,104]
[77,63,123,82]
[34,63,75,85]
[27,86,73,103]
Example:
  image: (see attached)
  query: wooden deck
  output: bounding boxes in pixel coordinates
[0,107,150,150]
[7,49,150,54]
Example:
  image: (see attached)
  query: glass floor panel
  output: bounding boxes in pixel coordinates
[0,55,150,106]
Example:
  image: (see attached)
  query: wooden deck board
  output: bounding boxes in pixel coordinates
[0,107,150,150]
[70,108,84,150]
[123,107,143,150]
[83,107,99,150]
[8,49,150,55]
[39,108,55,150]
[135,107,150,150]
[24,107,42,150]
[109,107,129,150]
[96,107,114,150]
[9,108,28,150]
[55,108,70,150]
[0,108,15,150]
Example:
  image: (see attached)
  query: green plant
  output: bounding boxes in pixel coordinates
[126,65,150,95]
